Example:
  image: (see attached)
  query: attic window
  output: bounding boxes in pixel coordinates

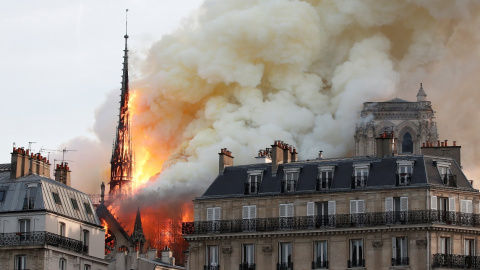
[84,202,93,215]
[71,198,79,210]
[0,190,6,202]
[245,170,263,194]
[52,192,62,205]
[317,166,335,191]
[282,168,300,193]
[436,161,456,187]
[396,160,414,186]
[352,163,370,188]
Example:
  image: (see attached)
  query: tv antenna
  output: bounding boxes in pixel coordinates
[28,142,36,152]
[39,147,61,161]
[62,148,77,162]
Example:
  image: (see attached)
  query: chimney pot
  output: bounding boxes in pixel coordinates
[437,140,440,147]
[453,141,457,146]
[444,140,448,147]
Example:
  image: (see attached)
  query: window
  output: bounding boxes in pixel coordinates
[84,265,91,270]
[15,255,26,270]
[461,200,473,225]
[279,203,294,229]
[242,205,256,232]
[23,186,37,209]
[206,245,218,268]
[433,196,455,223]
[349,239,364,268]
[278,242,293,270]
[84,202,93,215]
[19,219,30,241]
[397,160,413,185]
[317,166,334,190]
[436,161,456,187]
[402,132,413,153]
[0,189,6,202]
[385,197,408,223]
[52,192,62,205]
[59,222,66,237]
[308,201,335,227]
[352,164,369,188]
[241,244,254,269]
[350,200,365,225]
[71,198,79,210]
[392,237,408,266]
[465,239,475,256]
[440,237,451,255]
[245,170,262,194]
[59,258,66,270]
[282,168,300,192]
[207,207,220,233]
[313,241,328,268]
[83,230,90,253]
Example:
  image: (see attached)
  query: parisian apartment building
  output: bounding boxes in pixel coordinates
[182,87,478,270]
[0,147,108,270]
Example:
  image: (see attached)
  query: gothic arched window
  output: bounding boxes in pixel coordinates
[402,132,413,153]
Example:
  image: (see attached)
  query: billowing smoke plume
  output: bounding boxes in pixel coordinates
[66,1,480,211]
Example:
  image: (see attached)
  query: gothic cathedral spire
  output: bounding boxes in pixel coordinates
[131,207,146,252]
[109,9,133,197]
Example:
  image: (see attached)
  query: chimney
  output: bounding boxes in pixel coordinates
[318,151,323,159]
[55,162,71,186]
[283,144,291,164]
[255,148,272,164]
[421,139,462,167]
[22,149,30,176]
[375,131,396,158]
[218,148,234,175]
[43,157,51,178]
[161,246,175,265]
[10,147,32,179]
[291,148,298,162]
[147,248,157,260]
[271,140,284,176]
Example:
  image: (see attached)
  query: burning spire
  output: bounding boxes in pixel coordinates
[131,208,146,252]
[109,9,133,197]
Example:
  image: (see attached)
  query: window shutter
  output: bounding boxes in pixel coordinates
[207,208,214,221]
[328,201,336,215]
[250,205,256,219]
[279,204,286,218]
[286,203,294,217]
[307,202,314,216]
[449,198,456,212]
[214,207,220,220]
[385,197,393,212]
[392,237,397,258]
[358,200,365,213]
[350,200,357,214]
[400,197,408,211]
[431,196,437,210]
[461,200,467,213]
[243,206,249,219]
[467,200,473,214]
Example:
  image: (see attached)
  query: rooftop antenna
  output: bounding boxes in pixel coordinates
[62,148,77,163]
[12,142,16,148]
[125,9,128,36]
[39,147,61,161]
[28,142,36,152]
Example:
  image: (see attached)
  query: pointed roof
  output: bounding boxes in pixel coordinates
[417,83,427,101]
[131,207,146,244]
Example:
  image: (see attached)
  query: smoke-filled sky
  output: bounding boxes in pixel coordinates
[3,0,480,211]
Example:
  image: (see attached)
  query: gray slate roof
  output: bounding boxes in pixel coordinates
[0,171,101,227]
[200,155,473,199]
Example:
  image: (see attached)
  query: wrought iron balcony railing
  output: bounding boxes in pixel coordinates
[433,254,480,269]
[351,176,367,188]
[281,180,297,193]
[277,262,293,270]
[239,263,255,270]
[182,210,480,235]
[316,178,332,191]
[244,182,261,195]
[348,259,365,268]
[0,231,83,252]
[311,260,328,269]
[204,265,220,270]
[391,257,409,266]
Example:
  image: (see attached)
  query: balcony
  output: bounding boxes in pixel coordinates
[277,262,293,270]
[443,174,457,187]
[396,173,411,186]
[391,257,409,266]
[244,182,260,195]
[433,254,480,269]
[312,260,328,269]
[351,176,367,189]
[281,180,297,193]
[182,210,480,235]
[239,263,255,270]
[348,259,365,268]
[316,178,332,191]
[0,231,83,252]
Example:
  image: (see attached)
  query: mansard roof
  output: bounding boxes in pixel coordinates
[198,155,473,199]
[0,171,101,227]
[386,98,409,102]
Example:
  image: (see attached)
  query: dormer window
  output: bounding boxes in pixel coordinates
[245,170,263,194]
[436,161,456,187]
[23,185,38,210]
[397,160,414,186]
[317,166,335,191]
[352,163,369,188]
[282,168,300,193]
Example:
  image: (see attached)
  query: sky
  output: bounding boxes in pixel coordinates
[0,0,203,163]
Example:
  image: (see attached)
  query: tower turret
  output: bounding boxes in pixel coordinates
[417,82,427,102]
[131,207,146,252]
